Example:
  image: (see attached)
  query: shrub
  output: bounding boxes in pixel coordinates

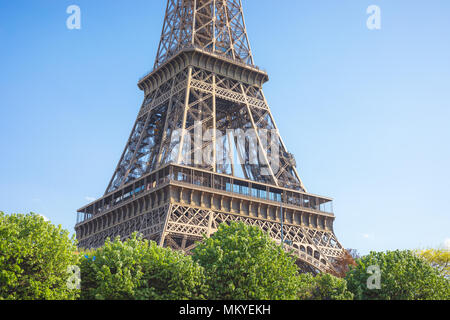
[80,233,206,300]
[416,248,450,279]
[0,212,79,300]
[297,273,354,300]
[345,250,450,300]
[192,222,300,300]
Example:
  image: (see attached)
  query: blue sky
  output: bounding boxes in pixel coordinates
[0,0,449,254]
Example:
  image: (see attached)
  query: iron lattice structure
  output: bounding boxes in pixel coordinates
[76,0,345,274]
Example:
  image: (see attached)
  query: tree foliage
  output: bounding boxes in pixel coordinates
[80,233,206,300]
[416,248,450,279]
[192,222,300,300]
[296,273,354,300]
[332,249,357,278]
[0,212,79,300]
[345,250,450,300]
[4,212,448,301]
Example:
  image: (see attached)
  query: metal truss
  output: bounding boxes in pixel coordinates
[78,198,343,274]
[79,0,345,275]
[107,65,305,193]
[163,204,343,273]
[155,0,253,68]
[77,204,169,249]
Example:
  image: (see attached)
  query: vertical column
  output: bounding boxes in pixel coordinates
[177,67,193,164]
[207,211,214,237]
[212,73,217,172]
[212,0,216,52]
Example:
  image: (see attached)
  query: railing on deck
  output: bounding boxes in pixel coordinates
[139,44,266,83]
[76,164,333,225]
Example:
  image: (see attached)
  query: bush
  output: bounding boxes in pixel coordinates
[137,240,207,300]
[192,222,300,300]
[297,273,354,300]
[0,212,79,300]
[80,233,206,300]
[416,248,450,279]
[6,211,447,301]
[345,250,450,300]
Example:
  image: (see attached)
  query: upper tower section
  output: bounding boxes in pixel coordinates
[154,0,254,69]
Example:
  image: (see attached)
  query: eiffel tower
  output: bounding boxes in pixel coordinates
[75,0,345,274]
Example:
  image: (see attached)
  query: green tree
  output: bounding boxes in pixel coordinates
[137,240,207,300]
[0,212,79,300]
[80,233,206,300]
[80,235,146,300]
[297,273,354,300]
[345,250,450,300]
[192,222,300,300]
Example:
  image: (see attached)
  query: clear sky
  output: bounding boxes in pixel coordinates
[1,0,449,254]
